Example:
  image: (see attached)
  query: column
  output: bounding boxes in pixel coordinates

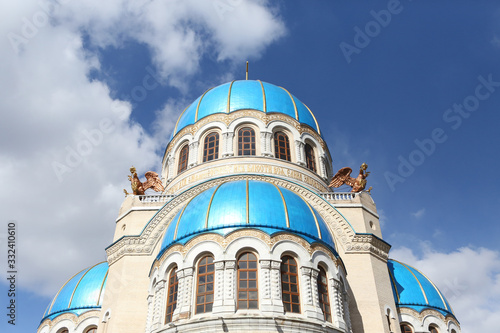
[270,260,284,313]
[295,140,306,166]
[145,295,153,333]
[261,131,273,157]
[259,260,273,312]
[177,267,193,319]
[300,267,321,319]
[166,155,175,181]
[223,260,236,312]
[151,280,165,330]
[320,154,328,179]
[222,132,235,157]
[188,141,198,167]
[212,261,225,314]
[310,268,324,320]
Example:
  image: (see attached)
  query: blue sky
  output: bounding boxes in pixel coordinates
[1,1,499,332]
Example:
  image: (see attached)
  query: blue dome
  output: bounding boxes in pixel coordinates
[41,262,108,322]
[171,80,320,138]
[388,259,456,318]
[158,180,336,258]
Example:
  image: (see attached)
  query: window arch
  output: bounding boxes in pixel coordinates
[195,256,214,314]
[317,267,331,322]
[281,256,300,313]
[84,327,97,333]
[429,326,438,333]
[274,131,291,161]
[203,132,219,162]
[400,324,413,333]
[305,143,316,172]
[178,144,189,173]
[165,266,178,323]
[238,127,256,156]
[237,252,258,309]
[58,329,69,333]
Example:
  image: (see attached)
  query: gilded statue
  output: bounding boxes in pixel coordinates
[125,166,164,195]
[329,163,370,193]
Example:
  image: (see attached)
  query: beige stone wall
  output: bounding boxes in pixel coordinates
[97,255,153,333]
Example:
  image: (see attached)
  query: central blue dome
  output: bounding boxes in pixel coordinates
[171,80,320,137]
[158,180,335,259]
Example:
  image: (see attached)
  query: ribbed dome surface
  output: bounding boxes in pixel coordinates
[388,259,455,318]
[171,80,320,138]
[41,262,108,322]
[158,180,335,258]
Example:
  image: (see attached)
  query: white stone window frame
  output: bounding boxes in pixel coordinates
[196,126,224,164]
[229,118,264,157]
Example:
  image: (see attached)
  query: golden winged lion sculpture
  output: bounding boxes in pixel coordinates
[329,163,371,193]
[125,166,165,195]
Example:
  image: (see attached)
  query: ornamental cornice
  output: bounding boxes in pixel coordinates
[398,307,459,326]
[164,109,326,157]
[37,310,101,331]
[106,175,356,265]
[344,234,391,261]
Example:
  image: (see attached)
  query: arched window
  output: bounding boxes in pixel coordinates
[400,324,413,333]
[281,256,300,313]
[429,326,438,333]
[317,267,331,322]
[195,256,214,314]
[305,143,316,172]
[238,127,256,156]
[85,328,97,333]
[178,144,189,173]
[59,330,69,333]
[237,252,258,309]
[203,132,219,162]
[165,267,178,323]
[451,330,457,333]
[274,131,291,161]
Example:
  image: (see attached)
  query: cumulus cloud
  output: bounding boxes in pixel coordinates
[411,208,426,219]
[390,244,500,332]
[0,0,286,297]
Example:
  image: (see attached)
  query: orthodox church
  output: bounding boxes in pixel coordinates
[37,78,461,333]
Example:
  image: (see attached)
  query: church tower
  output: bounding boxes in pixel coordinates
[38,79,461,333]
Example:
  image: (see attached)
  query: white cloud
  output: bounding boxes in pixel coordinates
[411,208,426,219]
[391,244,500,332]
[0,0,286,298]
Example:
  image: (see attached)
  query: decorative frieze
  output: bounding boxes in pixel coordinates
[345,234,391,261]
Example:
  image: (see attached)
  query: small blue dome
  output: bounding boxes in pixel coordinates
[158,180,335,258]
[171,80,320,138]
[388,259,456,318]
[41,262,108,322]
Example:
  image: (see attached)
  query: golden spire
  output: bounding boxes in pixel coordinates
[246,61,249,80]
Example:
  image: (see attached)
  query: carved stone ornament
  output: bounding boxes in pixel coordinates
[38,310,101,330]
[125,166,165,195]
[329,163,370,193]
[345,234,391,261]
[398,307,458,326]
